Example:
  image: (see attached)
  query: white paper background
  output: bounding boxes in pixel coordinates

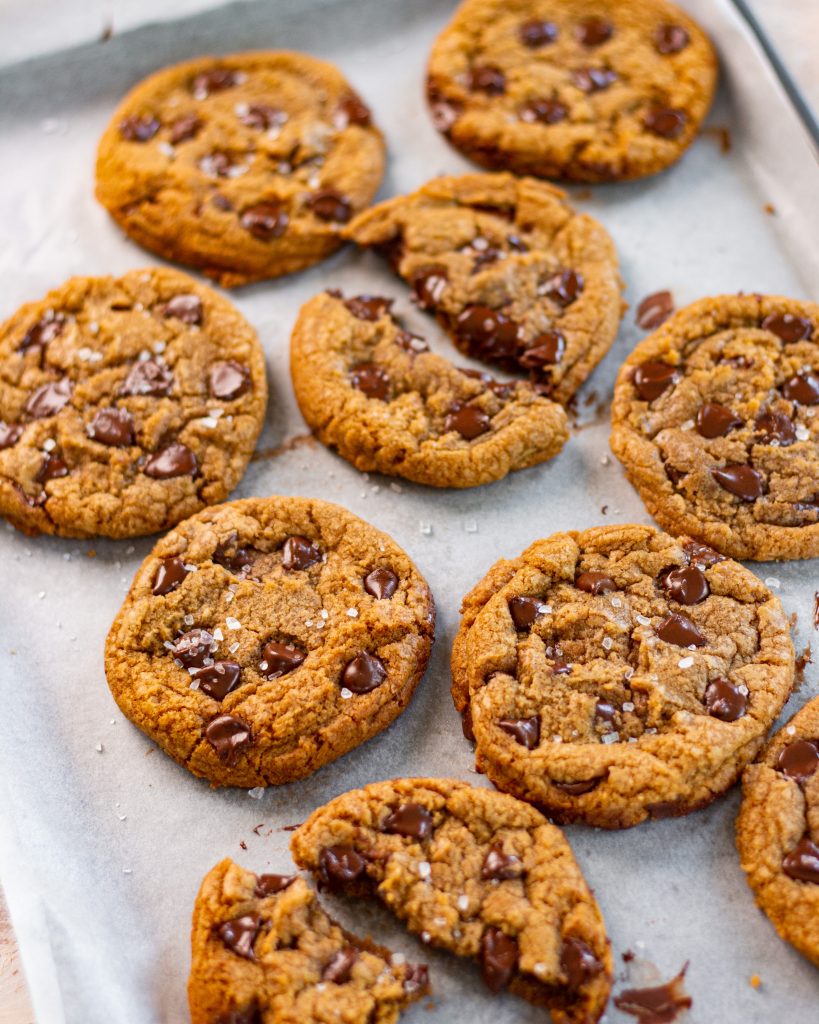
[0,1,818,1022]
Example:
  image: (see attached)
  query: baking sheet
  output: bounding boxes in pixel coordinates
[1,0,818,1021]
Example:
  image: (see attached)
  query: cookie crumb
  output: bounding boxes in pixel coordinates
[763,203,776,216]
[750,974,761,989]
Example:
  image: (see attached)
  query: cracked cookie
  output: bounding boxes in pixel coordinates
[451,524,793,829]
[0,268,266,539]
[105,496,434,787]
[290,289,568,487]
[610,294,819,561]
[95,51,385,286]
[344,173,623,401]
[291,777,612,1024]
[189,858,429,1024]
[737,695,819,967]
[426,0,717,182]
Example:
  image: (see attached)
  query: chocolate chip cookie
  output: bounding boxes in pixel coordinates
[95,52,385,287]
[291,777,612,1024]
[290,288,569,487]
[610,294,819,561]
[189,859,429,1024]
[736,696,819,967]
[105,496,434,787]
[451,524,794,829]
[426,0,717,182]
[0,268,266,539]
[344,173,623,401]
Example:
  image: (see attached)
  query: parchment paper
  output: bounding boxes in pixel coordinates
[1,1,818,1021]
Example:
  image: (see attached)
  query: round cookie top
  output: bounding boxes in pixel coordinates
[426,0,717,182]
[345,173,623,402]
[105,496,435,787]
[290,288,569,488]
[189,859,428,1024]
[95,51,385,287]
[737,696,819,967]
[291,777,612,1024]
[451,524,793,829]
[0,268,266,539]
[610,294,819,561]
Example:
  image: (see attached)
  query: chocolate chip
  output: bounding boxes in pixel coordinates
[143,442,197,479]
[755,408,796,446]
[654,24,690,54]
[782,372,819,405]
[428,85,462,133]
[192,68,238,97]
[614,967,692,1022]
[281,535,322,571]
[193,661,242,700]
[656,612,706,647]
[205,714,252,765]
[554,777,604,795]
[344,295,393,321]
[761,312,813,342]
[576,571,616,595]
[661,565,709,605]
[468,65,506,95]
[636,290,674,330]
[322,947,358,984]
[596,700,618,723]
[364,567,398,599]
[213,535,256,575]
[480,927,517,994]
[383,803,433,840]
[216,1005,260,1024]
[665,463,685,486]
[260,642,306,679]
[455,306,522,362]
[240,203,288,240]
[169,114,201,144]
[712,464,765,501]
[544,269,584,307]
[520,98,568,125]
[350,362,390,401]
[161,294,203,325]
[576,17,613,46]
[239,104,286,130]
[696,403,743,438]
[0,422,23,449]
[171,628,215,668]
[561,937,603,989]
[508,596,546,630]
[644,107,686,138]
[572,67,617,93]
[777,739,819,782]
[519,19,558,47]
[210,361,250,401]
[152,557,190,596]
[120,358,173,397]
[319,845,367,891]
[403,963,430,995]
[217,914,260,960]
[119,115,160,142]
[683,539,726,566]
[632,361,679,401]
[21,311,66,351]
[481,844,524,880]
[782,836,819,884]
[36,452,69,483]
[254,873,297,897]
[212,194,233,211]
[198,151,239,178]
[25,378,72,419]
[446,404,491,440]
[307,189,353,223]
[520,331,566,368]
[412,265,449,309]
[498,716,540,749]
[335,93,372,128]
[87,407,134,447]
[704,677,747,722]
[342,652,387,693]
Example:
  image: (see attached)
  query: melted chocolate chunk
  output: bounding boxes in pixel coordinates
[498,716,540,749]
[656,612,706,647]
[543,269,584,306]
[596,700,618,723]
[520,98,568,124]
[161,293,203,325]
[364,567,398,599]
[755,408,796,446]
[633,361,679,401]
[217,914,260,960]
[761,312,813,342]
[169,114,201,144]
[307,189,353,223]
[561,937,603,989]
[322,947,358,984]
[654,24,690,54]
[213,535,256,575]
[576,17,613,46]
[519,19,558,47]
[119,115,160,142]
[254,873,297,897]
[239,104,286,130]
[481,844,524,880]
[683,539,726,566]
[345,295,393,321]
[87,407,134,447]
[171,628,216,668]
[468,65,506,95]
[703,677,747,721]
[428,85,463,133]
[198,151,238,178]
[644,107,687,139]
[25,378,72,419]
[192,68,238,97]
[205,714,252,765]
[455,305,522,362]
[335,93,372,128]
[342,652,387,693]
[572,67,617,93]
[120,358,173,397]
[281,535,321,570]
[636,290,674,330]
[508,595,546,630]
[240,203,288,240]
[777,739,819,782]
[194,661,242,700]
[412,265,449,309]
[696,403,742,438]
[782,836,819,884]
[554,777,604,795]
[403,963,430,995]
[210,360,250,401]
[520,331,565,368]
[216,1006,260,1024]
[480,927,518,994]
[21,311,66,351]
[152,557,189,596]
[260,642,306,679]
[350,362,390,401]
[319,845,367,891]
[576,571,616,595]
[661,565,709,605]
[782,372,819,405]
[446,404,491,440]
[614,966,692,1023]
[711,464,765,501]
[36,452,69,483]
[382,803,433,840]
[143,442,197,479]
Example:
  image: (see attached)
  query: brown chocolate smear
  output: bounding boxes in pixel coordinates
[21,311,66,351]
[662,565,709,605]
[711,464,765,501]
[335,93,372,127]
[350,362,390,401]
[344,295,393,321]
[498,716,540,749]
[468,65,506,95]
[636,290,674,330]
[519,19,558,47]
[169,114,201,144]
[777,739,819,782]
[205,714,252,766]
[755,408,796,446]
[644,107,686,139]
[383,803,433,840]
[520,331,565,367]
[654,24,690,54]
[120,358,173,397]
[217,916,260,961]
[683,540,725,566]
[307,189,353,223]
[761,312,813,342]
[193,661,242,701]
[520,98,568,124]
[703,677,747,721]
[480,927,518,994]
[143,442,197,479]
[119,115,160,142]
[171,628,215,668]
[25,378,72,418]
[576,571,616,595]
[455,305,522,362]
[240,203,288,240]
[260,642,306,679]
[572,67,617,93]
[576,17,613,46]
[152,557,189,596]
[87,407,134,447]
[364,567,398,599]
[254,873,297,897]
[161,294,203,325]
[508,595,546,630]
[614,965,692,1023]
[481,844,524,880]
[561,937,603,989]
[342,652,387,693]
[281,535,321,570]
[696,403,742,438]
[446,404,491,440]
[412,265,449,309]
[239,104,286,130]
[322,947,358,984]
[782,836,819,884]
[192,68,238,97]
[554,777,604,795]
[543,269,584,306]
[319,845,367,891]
[36,452,69,483]
[210,360,250,401]
[633,361,678,401]
[782,372,819,405]
[656,612,706,647]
